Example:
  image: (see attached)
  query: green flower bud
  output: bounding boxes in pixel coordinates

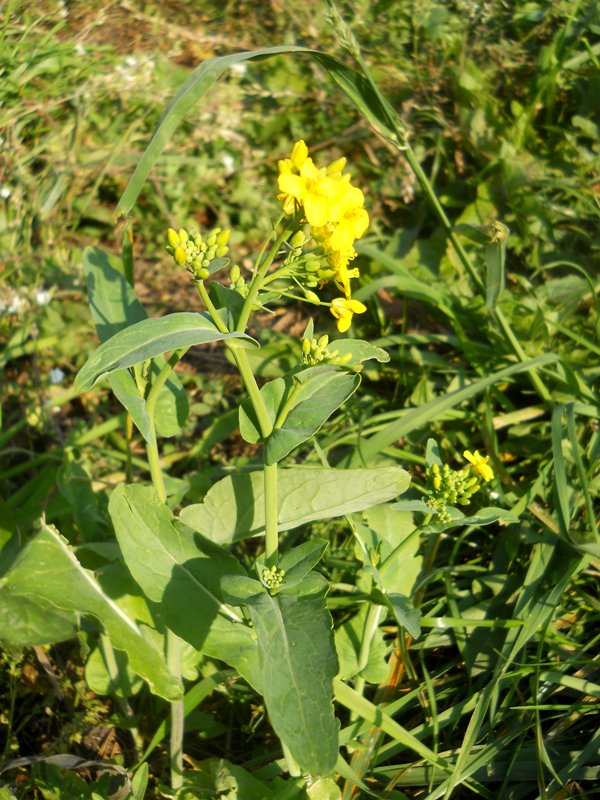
[198,268,210,280]
[167,228,180,248]
[194,235,203,248]
[206,233,217,247]
[302,338,311,355]
[304,290,320,305]
[217,229,230,246]
[216,245,229,257]
[317,334,329,348]
[291,230,305,248]
[230,264,240,282]
[177,228,188,243]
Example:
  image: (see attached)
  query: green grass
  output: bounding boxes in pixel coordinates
[0,1,598,798]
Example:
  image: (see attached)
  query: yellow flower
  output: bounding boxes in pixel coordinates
[330,297,366,333]
[463,450,494,482]
[278,158,342,226]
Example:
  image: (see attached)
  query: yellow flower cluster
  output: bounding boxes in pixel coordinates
[278,140,368,332]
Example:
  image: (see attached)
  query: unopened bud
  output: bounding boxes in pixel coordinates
[167,228,180,248]
[291,230,305,248]
[304,290,320,305]
[206,233,217,247]
[216,229,230,246]
[230,264,240,282]
[177,228,188,243]
[216,246,229,257]
[302,338,311,355]
[174,246,186,266]
[317,334,329,348]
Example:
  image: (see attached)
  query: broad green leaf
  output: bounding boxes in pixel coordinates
[330,338,389,365]
[1,522,181,700]
[358,353,560,461]
[0,588,77,645]
[278,539,329,590]
[424,506,519,532]
[384,593,421,639]
[74,312,256,392]
[246,573,339,775]
[82,246,188,440]
[239,366,360,464]
[335,605,389,683]
[108,484,261,690]
[85,642,143,698]
[180,466,411,544]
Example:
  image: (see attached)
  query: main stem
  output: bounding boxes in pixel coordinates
[143,355,185,790]
[195,282,279,564]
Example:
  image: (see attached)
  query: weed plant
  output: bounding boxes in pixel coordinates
[0,1,598,799]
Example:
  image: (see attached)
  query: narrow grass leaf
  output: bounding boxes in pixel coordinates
[359,354,559,461]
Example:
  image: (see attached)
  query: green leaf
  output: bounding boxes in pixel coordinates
[239,366,360,464]
[85,642,143,698]
[0,588,77,645]
[180,466,411,544]
[358,354,560,461]
[384,593,421,639]
[335,605,389,683]
[245,574,339,775]
[330,338,389,365]
[117,47,398,218]
[278,539,329,590]
[74,312,257,392]
[82,246,188,440]
[108,484,261,690]
[1,522,181,700]
[424,506,519,532]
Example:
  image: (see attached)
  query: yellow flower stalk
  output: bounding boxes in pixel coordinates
[330,297,367,333]
[463,450,494,482]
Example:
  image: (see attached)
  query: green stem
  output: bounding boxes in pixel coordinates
[236,217,297,332]
[263,462,278,565]
[167,630,184,791]
[351,603,386,716]
[195,281,278,563]
[142,354,185,790]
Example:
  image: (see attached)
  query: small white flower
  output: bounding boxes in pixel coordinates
[0,186,12,200]
[124,55,138,68]
[49,368,66,385]
[34,289,51,306]
[74,42,86,55]
[489,491,499,501]
[221,153,235,172]
[7,296,25,314]
[230,62,247,76]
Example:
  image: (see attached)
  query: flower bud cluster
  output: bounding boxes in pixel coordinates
[166,226,230,280]
[301,333,352,367]
[425,462,481,522]
[261,565,286,591]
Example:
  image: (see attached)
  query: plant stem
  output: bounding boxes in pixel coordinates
[167,630,184,791]
[351,603,386,717]
[236,217,296,333]
[195,280,279,563]
[143,356,185,791]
